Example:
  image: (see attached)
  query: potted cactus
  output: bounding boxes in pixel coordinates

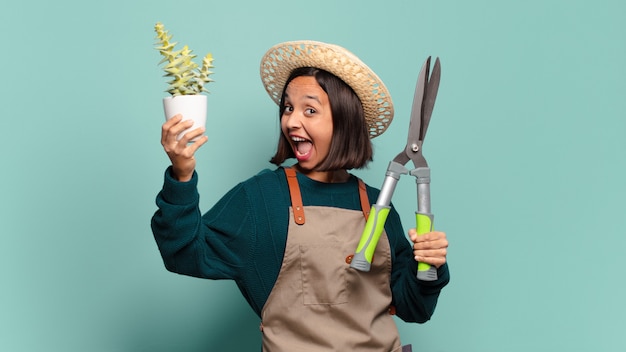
[154,22,214,140]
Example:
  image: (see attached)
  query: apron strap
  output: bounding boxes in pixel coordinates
[284,167,305,225]
[284,167,371,225]
[358,179,370,220]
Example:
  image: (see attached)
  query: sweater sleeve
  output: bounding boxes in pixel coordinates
[150,167,255,281]
[385,205,450,323]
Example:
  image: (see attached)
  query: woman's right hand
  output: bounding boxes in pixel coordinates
[161,114,208,182]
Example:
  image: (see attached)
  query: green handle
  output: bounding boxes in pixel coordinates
[416,212,438,281]
[350,204,390,272]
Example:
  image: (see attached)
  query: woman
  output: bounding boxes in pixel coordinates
[152,40,450,351]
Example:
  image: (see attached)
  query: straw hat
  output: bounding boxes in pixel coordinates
[260,40,394,138]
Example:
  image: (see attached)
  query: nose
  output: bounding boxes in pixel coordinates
[283,112,302,131]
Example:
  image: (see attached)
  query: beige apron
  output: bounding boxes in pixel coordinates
[260,168,403,351]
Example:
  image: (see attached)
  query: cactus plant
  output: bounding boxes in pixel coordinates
[154,22,214,96]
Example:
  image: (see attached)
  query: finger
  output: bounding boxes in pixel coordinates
[413,237,449,251]
[162,118,175,145]
[162,115,183,139]
[188,134,208,153]
[415,254,447,268]
[177,126,205,146]
[413,231,446,243]
[408,228,417,242]
[162,116,178,138]
[186,126,207,142]
[172,119,195,136]
[163,114,183,129]
[163,120,195,147]
[414,248,448,267]
[414,247,447,258]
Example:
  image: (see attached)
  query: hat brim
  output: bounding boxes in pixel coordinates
[260,40,394,138]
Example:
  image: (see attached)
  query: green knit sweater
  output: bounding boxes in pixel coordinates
[151,167,449,322]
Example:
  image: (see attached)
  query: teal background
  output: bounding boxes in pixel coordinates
[2,0,624,351]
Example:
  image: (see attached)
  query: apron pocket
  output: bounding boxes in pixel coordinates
[299,244,348,305]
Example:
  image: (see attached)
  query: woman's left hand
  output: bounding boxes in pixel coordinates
[409,229,448,268]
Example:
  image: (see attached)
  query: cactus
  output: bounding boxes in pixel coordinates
[154,22,214,96]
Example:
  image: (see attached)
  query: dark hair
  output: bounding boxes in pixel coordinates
[269,67,373,170]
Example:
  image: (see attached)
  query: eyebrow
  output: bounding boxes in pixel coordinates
[307,95,322,102]
[284,93,321,104]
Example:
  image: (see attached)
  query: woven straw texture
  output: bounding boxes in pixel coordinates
[260,41,394,138]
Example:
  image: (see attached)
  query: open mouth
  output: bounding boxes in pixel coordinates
[292,136,313,160]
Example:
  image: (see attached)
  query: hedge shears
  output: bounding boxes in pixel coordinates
[351,56,441,281]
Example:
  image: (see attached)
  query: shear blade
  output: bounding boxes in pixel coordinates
[420,57,441,141]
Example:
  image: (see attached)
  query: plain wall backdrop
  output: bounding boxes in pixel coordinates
[1,0,624,351]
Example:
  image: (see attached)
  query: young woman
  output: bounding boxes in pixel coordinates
[152,40,450,351]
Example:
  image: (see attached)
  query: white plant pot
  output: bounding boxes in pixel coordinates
[162,95,207,141]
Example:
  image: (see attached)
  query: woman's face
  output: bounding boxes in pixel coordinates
[281,75,333,172]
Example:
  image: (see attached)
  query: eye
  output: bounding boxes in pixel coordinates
[304,108,316,116]
[283,105,294,114]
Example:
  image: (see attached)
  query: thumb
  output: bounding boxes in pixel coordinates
[408,228,418,242]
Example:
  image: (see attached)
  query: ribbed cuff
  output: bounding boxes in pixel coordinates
[161,166,200,205]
